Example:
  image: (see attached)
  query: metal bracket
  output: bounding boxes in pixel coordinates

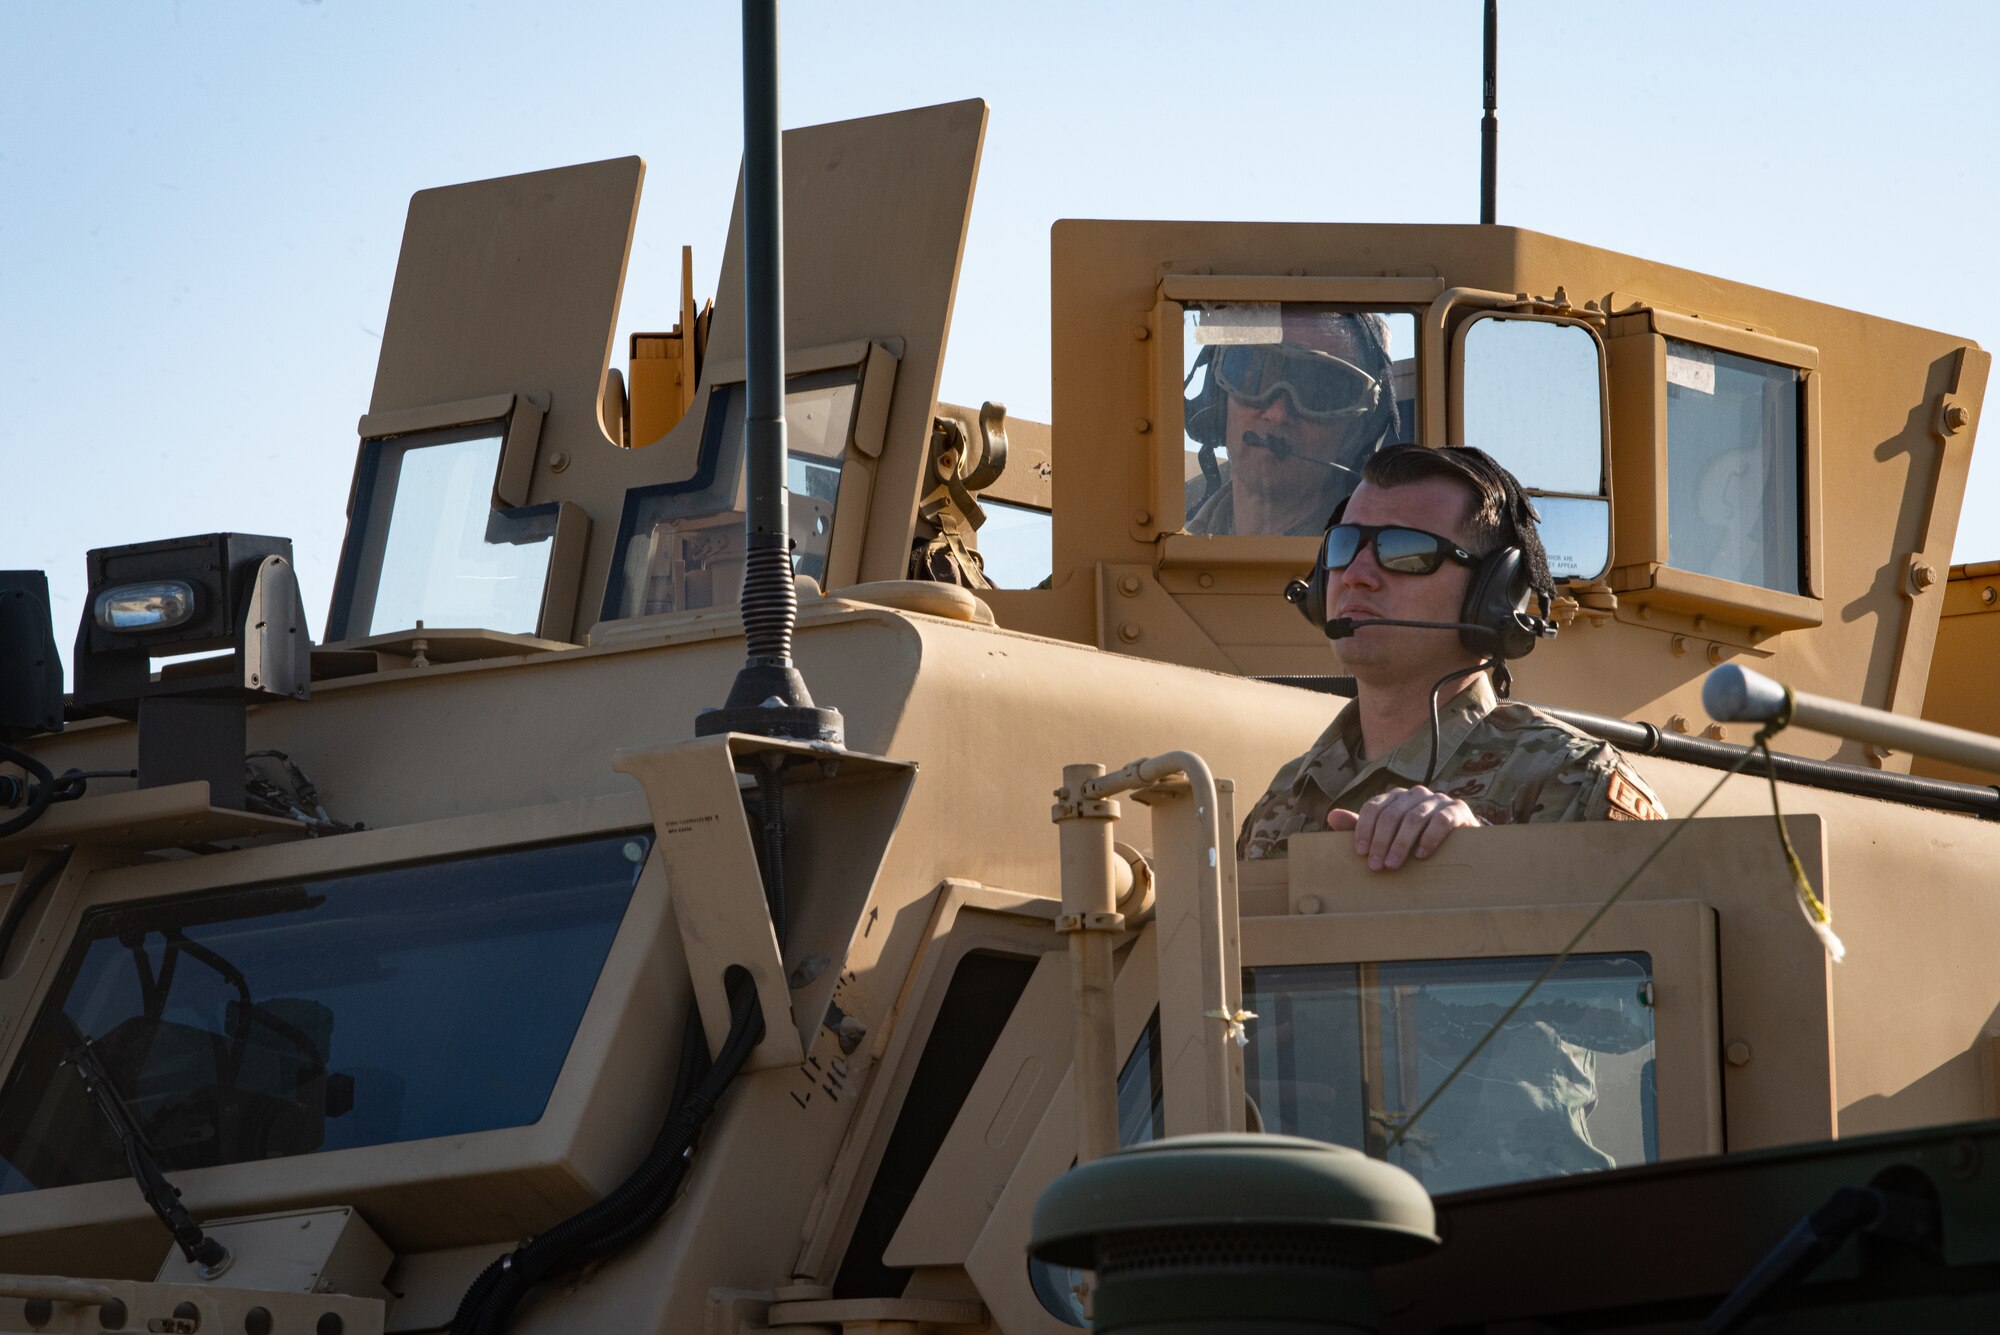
[1049,796,1119,822]
[613,734,914,1071]
[1055,910,1126,934]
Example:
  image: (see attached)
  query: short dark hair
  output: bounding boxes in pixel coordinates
[1359,445,1555,599]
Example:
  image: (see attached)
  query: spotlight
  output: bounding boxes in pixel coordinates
[72,534,310,809]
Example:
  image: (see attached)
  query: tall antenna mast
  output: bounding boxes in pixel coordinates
[699,0,843,744]
[1480,0,1498,225]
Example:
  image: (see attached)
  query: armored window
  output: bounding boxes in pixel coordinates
[1663,340,1806,594]
[0,833,650,1194]
[832,951,1036,1300]
[604,369,861,620]
[1028,1007,1166,1327]
[1240,952,1657,1195]
[1603,312,1822,632]
[975,500,1053,590]
[328,411,585,643]
[1179,303,1418,538]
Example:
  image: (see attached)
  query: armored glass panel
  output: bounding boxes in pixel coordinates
[1116,1007,1164,1148]
[1459,316,1605,495]
[1665,339,1805,592]
[1029,1008,1163,1326]
[340,426,558,638]
[606,369,860,620]
[1242,953,1656,1195]
[0,833,651,1195]
[976,500,1053,589]
[1181,304,1417,537]
[832,951,1036,1300]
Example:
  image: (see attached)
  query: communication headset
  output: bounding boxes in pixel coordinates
[1282,448,1558,663]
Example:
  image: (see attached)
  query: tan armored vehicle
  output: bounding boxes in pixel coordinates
[3,72,2000,1334]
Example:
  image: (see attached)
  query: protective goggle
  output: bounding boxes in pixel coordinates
[1322,523,1478,576]
[1211,342,1383,421]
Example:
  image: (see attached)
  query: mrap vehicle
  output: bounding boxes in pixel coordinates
[3,69,2000,1335]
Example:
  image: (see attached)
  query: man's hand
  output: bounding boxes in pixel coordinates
[1327,785,1481,870]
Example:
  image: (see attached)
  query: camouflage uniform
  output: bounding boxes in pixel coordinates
[1238,673,1665,860]
[1184,464,1344,538]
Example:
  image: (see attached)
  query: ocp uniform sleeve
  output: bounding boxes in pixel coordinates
[1563,743,1669,823]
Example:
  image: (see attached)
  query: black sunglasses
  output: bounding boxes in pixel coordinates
[1323,523,1478,575]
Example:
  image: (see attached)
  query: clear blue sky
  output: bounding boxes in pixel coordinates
[6,1,1997,663]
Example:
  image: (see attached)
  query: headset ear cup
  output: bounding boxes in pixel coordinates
[1461,546,1536,659]
[1292,497,1347,633]
[1184,346,1222,448]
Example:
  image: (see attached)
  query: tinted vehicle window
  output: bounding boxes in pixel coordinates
[0,833,650,1194]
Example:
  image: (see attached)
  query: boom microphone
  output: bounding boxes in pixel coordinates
[1242,431,1355,473]
[1324,616,1497,640]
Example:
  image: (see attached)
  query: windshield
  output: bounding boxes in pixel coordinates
[0,833,649,1194]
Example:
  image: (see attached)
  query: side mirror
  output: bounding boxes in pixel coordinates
[1455,315,1612,582]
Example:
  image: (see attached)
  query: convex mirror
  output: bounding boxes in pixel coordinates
[1456,315,1611,583]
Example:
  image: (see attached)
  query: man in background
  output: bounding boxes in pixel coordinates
[1185,308,1402,536]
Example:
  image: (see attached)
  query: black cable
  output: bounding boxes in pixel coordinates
[1421,660,1498,787]
[451,768,794,1335]
[1,769,135,808]
[0,743,56,839]
[451,970,765,1335]
[244,751,359,835]
[63,1015,229,1271]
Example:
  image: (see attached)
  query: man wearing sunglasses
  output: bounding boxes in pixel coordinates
[1238,445,1664,870]
[1185,309,1401,536]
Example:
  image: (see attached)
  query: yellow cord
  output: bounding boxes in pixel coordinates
[1749,683,1840,958]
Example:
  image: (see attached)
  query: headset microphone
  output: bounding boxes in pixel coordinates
[1242,432,1358,473]
[1287,579,1555,653]
[1323,616,1502,640]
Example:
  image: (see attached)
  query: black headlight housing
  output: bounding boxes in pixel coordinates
[72,533,310,719]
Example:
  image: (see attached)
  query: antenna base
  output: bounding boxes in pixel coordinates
[697,662,846,744]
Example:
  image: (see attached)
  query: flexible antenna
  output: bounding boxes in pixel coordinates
[1480,0,1498,225]
[698,0,843,745]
